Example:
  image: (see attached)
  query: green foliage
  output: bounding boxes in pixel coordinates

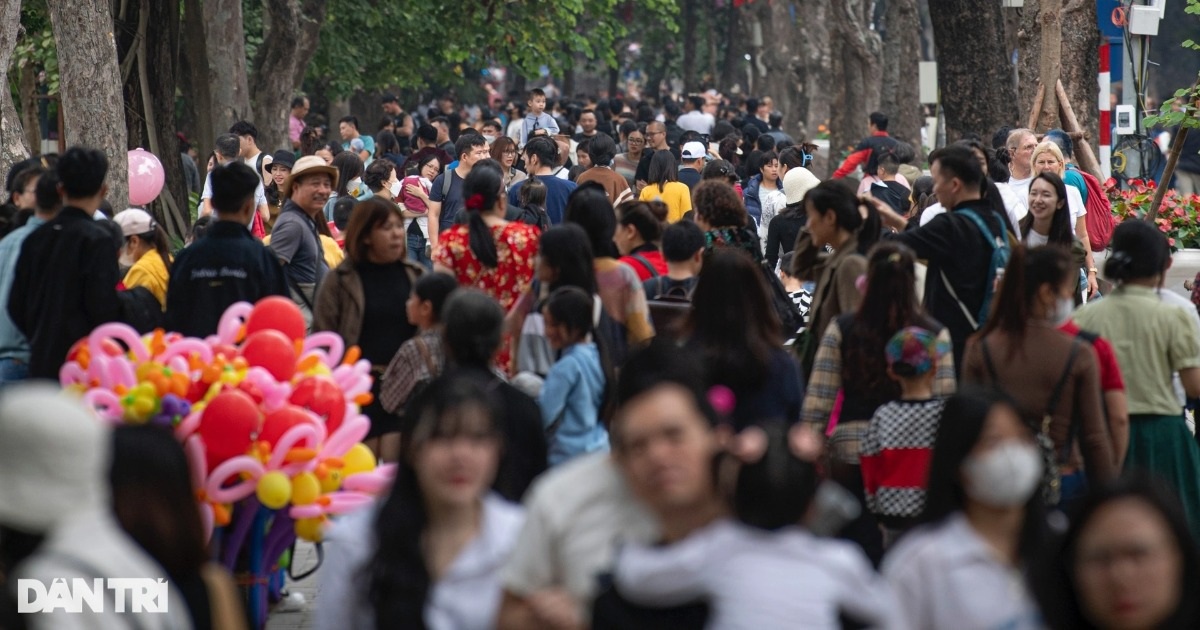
[12,0,59,95]
[306,0,678,98]
[1144,0,1200,130]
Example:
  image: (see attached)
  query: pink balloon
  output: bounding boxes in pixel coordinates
[127,149,165,206]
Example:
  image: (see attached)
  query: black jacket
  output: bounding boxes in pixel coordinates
[888,198,1007,370]
[164,220,288,338]
[9,207,122,379]
[765,210,806,270]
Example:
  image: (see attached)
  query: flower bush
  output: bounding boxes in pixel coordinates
[1106,178,1200,250]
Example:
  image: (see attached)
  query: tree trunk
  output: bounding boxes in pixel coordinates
[829,0,882,179]
[756,0,803,139]
[145,0,188,237]
[798,0,832,144]
[204,0,251,135]
[880,0,923,153]
[1017,1,1099,138]
[928,0,1019,141]
[720,3,743,91]
[19,62,40,154]
[0,0,29,174]
[249,0,329,153]
[681,0,698,92]
[48,0,128,209]
[181,0,214,162]
[115,0,148,151]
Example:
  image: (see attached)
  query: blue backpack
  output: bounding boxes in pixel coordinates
[939,208,1010,330]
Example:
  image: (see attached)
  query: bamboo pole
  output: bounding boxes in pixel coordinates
[1028,84,1045,132]
[1055,80,1104,180]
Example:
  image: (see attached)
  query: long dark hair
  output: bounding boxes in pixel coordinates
[1030,475,1200,630]
[368,376,501,630]
[617,199,666,244]
[109,426,208,580]
[920,388,1046,563]
[564,182,619,258]
[1018,172,1073,245]
[461,159,505,268]
[977,246,1073,358]
[539,224,596,293]
[686,249,781,398]
[647,150,678,191]
[803,179,881,254]
[843,242,921,397]
[332,151,364,198]
[544,286,617,424]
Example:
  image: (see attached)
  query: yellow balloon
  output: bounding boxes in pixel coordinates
[319,469,343,493]
[295,517,325,542]
[291,471,321,506]
[342,443,377,478]
[256,471,292,510]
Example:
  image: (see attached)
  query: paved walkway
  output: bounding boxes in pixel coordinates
[264,541,321,630]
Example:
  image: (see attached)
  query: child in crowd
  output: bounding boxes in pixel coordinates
[613,423,893,629]
[860,326,949,543]
[537,286,612,465]
[778,251,812,345]
[516,176,551,231]
[643,220,705,300]
[379,272,459,415]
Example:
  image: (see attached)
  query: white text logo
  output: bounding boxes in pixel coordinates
[17,578,168,613]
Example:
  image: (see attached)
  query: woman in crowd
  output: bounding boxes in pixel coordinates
[795,180,880,371]
[324,151,369,220]
[764,168,820,271]
[315,197,424,462]
[317,377,524,630]
[263,150,294,230]
[400,153,443,270]
[565,183,656,352]
[433,160,540,371]
[638,150,692,223]
[1074,220,1200,538]
[613,124,645,189]
[686,249,802,429]
[113,208,173,309]
[110,426,246,630]
[692,179,761,262]
[962,246,1117,505]
[883,389,1047,629]
[1033,476,1200,630]
[1019,172,1074,248]
[375,130,407,171]
[744,150,782,230]
[490,136,527,190]
[363,159,398,204]
[615,200,669,282]
[1031,141,1097,297]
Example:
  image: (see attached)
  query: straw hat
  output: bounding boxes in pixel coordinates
[282,155,339,198]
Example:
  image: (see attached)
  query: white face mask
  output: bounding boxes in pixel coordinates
[962,441,1043,507]
[1051,296,1074,326]
[389,180,402,198]
[119,244,135,268]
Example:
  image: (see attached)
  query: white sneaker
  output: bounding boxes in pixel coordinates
[274,591,306,613]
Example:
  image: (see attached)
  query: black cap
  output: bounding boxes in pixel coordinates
[268,150,297,171]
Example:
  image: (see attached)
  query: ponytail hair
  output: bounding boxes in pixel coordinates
[462,159,505,268]
[978,245,1073,356]
[130,219,173,273]
[1105,219,1170,283]
[802,179,880,253]
[543,286,617,425]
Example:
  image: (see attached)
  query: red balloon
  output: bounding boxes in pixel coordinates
[198,389,261,470]
[241,330,297,382]
[290,376,347,433]
[259,404,316,447]
[245,297,306,342]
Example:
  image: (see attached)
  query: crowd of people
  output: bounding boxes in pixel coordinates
[1,87,1199,630]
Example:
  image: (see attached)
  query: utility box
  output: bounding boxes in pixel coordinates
[1129,5,1162,36]
[1114,104,1137,135]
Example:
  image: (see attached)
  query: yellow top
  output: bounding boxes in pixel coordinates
[639,181,693,223]
[123,248,170,309]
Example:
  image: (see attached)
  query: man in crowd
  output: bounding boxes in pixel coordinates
[497,342,723,629]
[576,134,632,205]
[765,112,795,147]
[410,123,454,169]
[272,156,336,324]
[231,120,268,182]
[428,134,492,246]
[1004,127,1038,216]
[481,119,504,144]
[0,169,59,382]
[339,116,375,162]
[8,147,121,379]
[677,95,715,135]
[289,96,309,150]
[509,136,577,225]
[574,109,599,143]
[678,141,706,190]
[381,93,410,134]
[635,121,675,188]
[166,162,288,338]
[832,111,899,181]
[430,116,456,156]
[200,133,269,226]
[1175,124,1200,196]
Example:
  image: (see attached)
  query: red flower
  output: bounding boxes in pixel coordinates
[465,193,485,210]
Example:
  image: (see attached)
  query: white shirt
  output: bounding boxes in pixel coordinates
[883,513,1044,630]
[316,494,525,630]
[1008,175,1033,217]
[1024,229,1049,247]
[202,165,267,208]
[921,187,1021,232]
[615,519,896,630]
[500,452,659,615]
[677,110,715,134]
[1066,185,1086,236]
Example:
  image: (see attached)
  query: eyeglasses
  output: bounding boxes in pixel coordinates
[628,137,645,143]
[504,149,518,155]
[647,131,665,136]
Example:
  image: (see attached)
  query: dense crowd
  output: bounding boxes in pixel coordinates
[1,88,1199,630]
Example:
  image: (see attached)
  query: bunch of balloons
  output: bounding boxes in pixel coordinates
[60,297,394,543]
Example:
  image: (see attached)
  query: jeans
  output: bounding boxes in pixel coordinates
[0,357,29,383]
[408,232,432,270]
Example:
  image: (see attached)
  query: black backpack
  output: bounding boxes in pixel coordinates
[645,276,693,339]
[759,261,804,336]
